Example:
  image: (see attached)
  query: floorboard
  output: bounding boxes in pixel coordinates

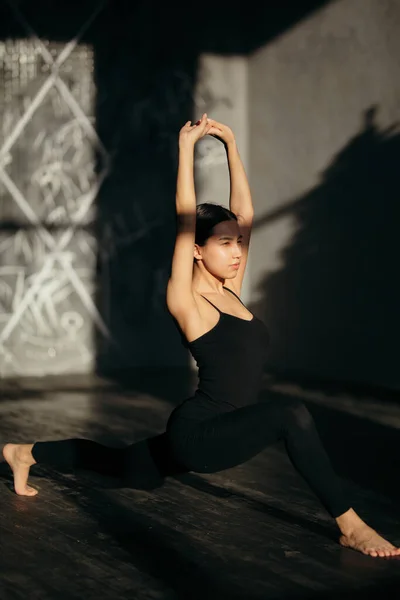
[1,374,400,600]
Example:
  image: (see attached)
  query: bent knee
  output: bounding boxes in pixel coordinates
[284,399,313,429]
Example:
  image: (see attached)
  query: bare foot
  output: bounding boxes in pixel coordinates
[2,443,38,496]
[340,525,400,558]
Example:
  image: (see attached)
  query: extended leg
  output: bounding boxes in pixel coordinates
[2,433,187,495]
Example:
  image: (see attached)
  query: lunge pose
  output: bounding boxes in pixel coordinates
[2,115,399,558]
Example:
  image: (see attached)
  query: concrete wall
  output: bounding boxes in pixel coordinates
[194,53,250,301]
[248,0,400,388]
[0,38,99,376]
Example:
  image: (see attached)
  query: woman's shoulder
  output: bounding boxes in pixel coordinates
[167,284,220,344]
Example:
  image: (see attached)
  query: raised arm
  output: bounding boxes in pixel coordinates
[167,114,211,316]
[207,119,254,294]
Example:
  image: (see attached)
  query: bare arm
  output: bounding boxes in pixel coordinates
[169,142,196,287]
[208,119,254,294]
[167,114,211,315]
[226,140,254,221]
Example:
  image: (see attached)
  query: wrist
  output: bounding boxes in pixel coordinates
[225,138,237,151]
[179,139,195,152]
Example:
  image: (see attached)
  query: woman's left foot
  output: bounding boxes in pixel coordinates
[2,443,38,496]
[340,525,400,557]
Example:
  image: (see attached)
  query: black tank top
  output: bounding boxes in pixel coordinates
[181,287,270,414]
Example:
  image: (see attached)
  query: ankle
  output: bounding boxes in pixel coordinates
[18,444,35,465]
[335,508,366,536]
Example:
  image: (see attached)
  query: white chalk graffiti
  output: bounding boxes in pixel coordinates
[0,1,109,376]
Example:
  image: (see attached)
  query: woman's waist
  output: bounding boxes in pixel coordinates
[197,378,261,405]
[169,385,258,421]
[168,391,234,423]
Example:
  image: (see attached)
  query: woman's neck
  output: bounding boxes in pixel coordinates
[192,265,225,295]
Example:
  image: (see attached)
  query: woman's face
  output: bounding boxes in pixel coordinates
[194,220,243,279]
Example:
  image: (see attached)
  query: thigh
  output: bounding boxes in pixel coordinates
[168,399,287,473]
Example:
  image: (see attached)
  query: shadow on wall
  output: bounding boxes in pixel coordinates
[252,107,400,391]
[92,2,199,375]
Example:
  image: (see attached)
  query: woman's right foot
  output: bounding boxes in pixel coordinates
[337,508,400,558]
[339,526,400,558]
[2,443,38,496]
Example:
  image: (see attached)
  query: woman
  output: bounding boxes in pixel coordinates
[2,114,398,558]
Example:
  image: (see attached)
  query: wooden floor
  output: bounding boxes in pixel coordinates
[1,373,400,600]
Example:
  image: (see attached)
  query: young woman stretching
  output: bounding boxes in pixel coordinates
[2,115,399,558]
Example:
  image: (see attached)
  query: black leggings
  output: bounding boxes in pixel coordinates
[32,396,350,518]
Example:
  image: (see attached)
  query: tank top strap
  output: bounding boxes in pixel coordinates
[223,286,246,307]
[200,295,222,313]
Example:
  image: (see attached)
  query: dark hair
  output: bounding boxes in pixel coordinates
[195,203,238,246]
